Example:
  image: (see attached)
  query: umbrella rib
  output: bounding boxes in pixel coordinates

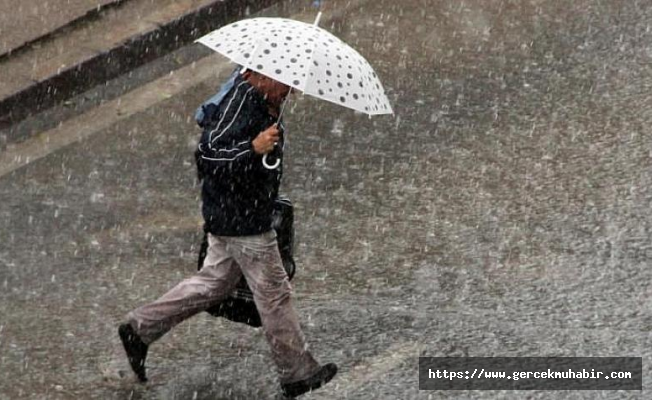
[275,13,322,122]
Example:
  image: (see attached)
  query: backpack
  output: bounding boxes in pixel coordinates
[194,67,240,128]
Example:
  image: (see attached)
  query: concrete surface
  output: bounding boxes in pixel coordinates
[0,0,121,56]
[1,0,652,399]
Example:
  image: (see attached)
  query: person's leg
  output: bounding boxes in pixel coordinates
[119,234,243,381]
[126,234,242,344]
[224,231,325,384]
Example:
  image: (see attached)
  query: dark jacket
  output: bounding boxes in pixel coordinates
[195,75,284,236]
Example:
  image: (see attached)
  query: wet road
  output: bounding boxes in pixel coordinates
[2,0,652,398]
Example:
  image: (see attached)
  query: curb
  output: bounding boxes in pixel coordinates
[0,0,282,129]
[0,0,128,61]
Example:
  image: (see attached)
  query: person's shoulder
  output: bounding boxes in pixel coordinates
[220,77,259,109]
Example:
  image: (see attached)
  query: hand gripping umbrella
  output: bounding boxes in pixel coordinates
[196,13,393,168]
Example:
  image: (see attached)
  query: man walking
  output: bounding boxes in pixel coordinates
[118,68,337,398]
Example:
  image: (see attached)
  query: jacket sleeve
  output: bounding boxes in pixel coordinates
[195,88,258,176]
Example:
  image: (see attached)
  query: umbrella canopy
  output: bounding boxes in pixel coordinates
[196,17,393,115]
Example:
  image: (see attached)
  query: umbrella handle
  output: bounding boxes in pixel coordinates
[262,153,281,170]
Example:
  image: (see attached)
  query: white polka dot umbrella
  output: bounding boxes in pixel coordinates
[196,14,393,116]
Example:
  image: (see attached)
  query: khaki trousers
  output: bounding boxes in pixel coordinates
[126,230,319,383]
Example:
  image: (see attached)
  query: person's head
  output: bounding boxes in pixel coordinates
[242,69,291,108]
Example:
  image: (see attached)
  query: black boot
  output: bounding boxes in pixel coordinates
[281,363,338,398]
[118,323,149,382]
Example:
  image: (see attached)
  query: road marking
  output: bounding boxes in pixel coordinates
[0,54,231,178]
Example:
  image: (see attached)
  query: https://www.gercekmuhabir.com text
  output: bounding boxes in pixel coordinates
[419,357,642,390]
